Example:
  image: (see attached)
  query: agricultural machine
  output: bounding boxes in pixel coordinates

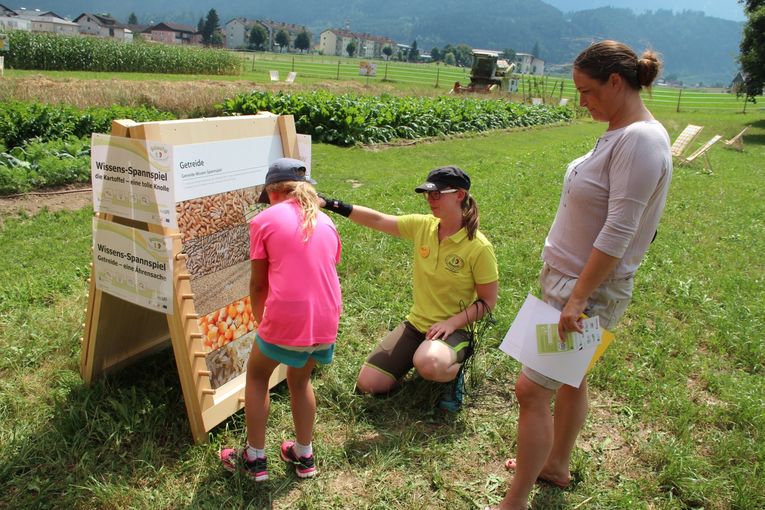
[451,50,516,94]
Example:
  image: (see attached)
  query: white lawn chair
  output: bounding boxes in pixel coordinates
[671,124,704,157]
[558,98,569,106]
[285,71,297,85]
[531,97,543,105]
[681,135,722,172]
[723,126,749,151]
[269,70,279,82]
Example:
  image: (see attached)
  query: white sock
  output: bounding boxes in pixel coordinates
[245,443,265,461]
[294,441,313,458]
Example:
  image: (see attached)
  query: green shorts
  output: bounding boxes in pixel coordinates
[256,334,335,368]
[364,321,472,381]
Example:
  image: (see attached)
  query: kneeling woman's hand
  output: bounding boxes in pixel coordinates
[426,319,457,340]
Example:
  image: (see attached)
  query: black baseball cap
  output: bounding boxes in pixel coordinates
[258,158,316,204]
[414,166,471,193]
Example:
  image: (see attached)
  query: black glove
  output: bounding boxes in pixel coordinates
[318,192,353,218]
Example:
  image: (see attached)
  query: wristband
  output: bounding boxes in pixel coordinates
[318,193,353,218]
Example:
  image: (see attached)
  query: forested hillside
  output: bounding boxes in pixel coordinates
[22,0,743,84]
[544,0,744,21]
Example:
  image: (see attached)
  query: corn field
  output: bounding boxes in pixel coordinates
[4,31,241,75]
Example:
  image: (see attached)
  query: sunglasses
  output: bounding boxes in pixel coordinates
[422,189,458,200]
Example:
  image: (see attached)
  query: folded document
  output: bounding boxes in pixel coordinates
[499,294,614,388]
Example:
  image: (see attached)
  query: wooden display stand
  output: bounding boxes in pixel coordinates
[81,114,298,443]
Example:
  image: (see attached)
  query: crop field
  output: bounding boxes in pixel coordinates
[0,67,764,509]
[242,52,760,113]
[5,48,761,113]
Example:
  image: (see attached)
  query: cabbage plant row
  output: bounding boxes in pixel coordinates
[1,90,573,194]
[0,101,175,150]
[222,90,574,146]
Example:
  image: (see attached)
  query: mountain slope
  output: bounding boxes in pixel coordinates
[15,0,743,84]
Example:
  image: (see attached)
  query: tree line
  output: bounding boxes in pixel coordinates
[738,0,764,98]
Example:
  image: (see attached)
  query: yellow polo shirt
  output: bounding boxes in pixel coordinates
[397,214,498,333]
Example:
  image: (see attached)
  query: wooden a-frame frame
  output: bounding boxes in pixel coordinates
[81,114,297,443]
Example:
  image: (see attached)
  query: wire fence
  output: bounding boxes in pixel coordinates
[241,52,471,88]
[522,75,762,113]
[236,52,763,112]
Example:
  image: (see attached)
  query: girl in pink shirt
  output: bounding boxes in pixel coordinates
[221,158,342,482]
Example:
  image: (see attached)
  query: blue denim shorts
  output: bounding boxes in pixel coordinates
[256,334,335,368]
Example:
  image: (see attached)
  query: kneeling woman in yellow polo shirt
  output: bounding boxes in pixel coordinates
[320,166,498,411]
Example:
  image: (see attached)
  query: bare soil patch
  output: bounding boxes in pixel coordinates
[0,183,92,219]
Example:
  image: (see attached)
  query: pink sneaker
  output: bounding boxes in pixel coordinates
[279,441,317,478]
[220,448,268,482]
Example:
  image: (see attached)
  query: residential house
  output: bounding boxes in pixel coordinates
[146,22,201,45]
[514,52,544,75]
[224,18,307,51]
[0,3,31,31]
[357,33,396,59]
[259,19,306,52]
[14,8,78,35]
[0,3,14,16]
[225,17,250,48]
[74,13,132,42]
[320,29,354,57]
[730,71,747,92]
[126,23,149,41]
[320,28,395,58]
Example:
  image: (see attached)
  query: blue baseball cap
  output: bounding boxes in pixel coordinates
[258,158,316,203]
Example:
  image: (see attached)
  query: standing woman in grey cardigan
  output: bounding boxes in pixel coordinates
[494,40,673,510]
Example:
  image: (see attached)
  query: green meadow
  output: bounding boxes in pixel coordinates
[0,95,763,510]
[5,50,761,113]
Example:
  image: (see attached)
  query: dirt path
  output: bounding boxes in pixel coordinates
[0,184,92,218]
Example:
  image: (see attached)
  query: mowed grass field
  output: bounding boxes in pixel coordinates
[0,91,763,510]
[4,50,763,113]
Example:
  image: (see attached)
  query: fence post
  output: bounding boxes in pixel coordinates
[543,77,548,101]
[336,61,340,80]
[435,67,440,88]
[676,87,683,113]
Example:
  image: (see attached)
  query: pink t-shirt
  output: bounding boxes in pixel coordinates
[249,200,342,346]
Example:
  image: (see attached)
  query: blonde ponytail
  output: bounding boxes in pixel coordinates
[265,181,320,241]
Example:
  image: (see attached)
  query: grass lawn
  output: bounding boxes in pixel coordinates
[0,107,763,509]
